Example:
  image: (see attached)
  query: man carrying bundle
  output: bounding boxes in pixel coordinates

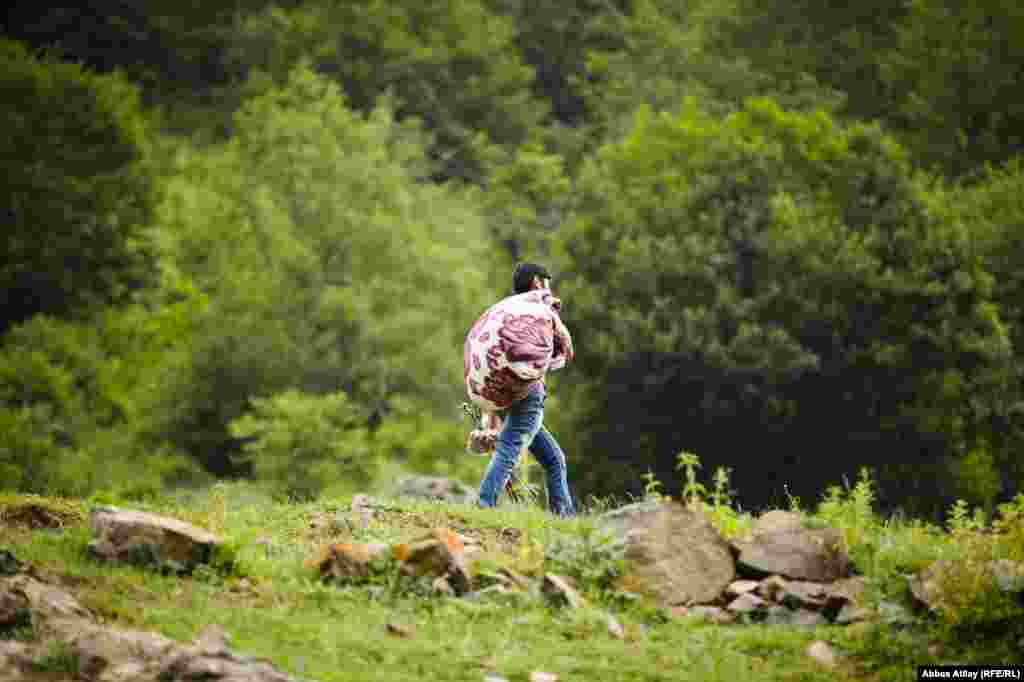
[463,263,576,516]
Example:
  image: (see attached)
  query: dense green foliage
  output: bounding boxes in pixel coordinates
[2,0,1024,518]
[0,38,157,333]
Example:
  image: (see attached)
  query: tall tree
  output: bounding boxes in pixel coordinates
[553,98,1013,515]
[0,38,156,333]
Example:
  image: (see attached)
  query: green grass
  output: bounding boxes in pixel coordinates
[2,478,1023,682]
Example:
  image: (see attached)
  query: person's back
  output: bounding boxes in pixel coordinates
[463,263,575,516]
[464,287,570,413]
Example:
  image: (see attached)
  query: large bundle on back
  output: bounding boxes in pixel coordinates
[463,289,570,417]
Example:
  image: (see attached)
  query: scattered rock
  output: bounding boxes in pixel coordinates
[599,499,735,606]
[0,640,32,681]
[755,575,788,602]
[1,571,309,682]
[1,501,83,530]
[5,574,91,622]
[529,672,558,682]
[0,549,22,576]
[542,573,586,609]
[394,528,471,594]
[731,524,850,582]
[194,624,230,654]
[806,640,837,668]
[395,476,477,504]
[310,542,390,582]
[87,507,222,573]
[764,606,828,627]
[495,567,531,590]
[777,580,830,610]
[726,591,766,614]
[432,576,455,596]
[386,622,415,638]
[0,587,30,631]
[484,676,511,682]
[725,580,760,598]
[751,511,806,536]
[606,613,625,639]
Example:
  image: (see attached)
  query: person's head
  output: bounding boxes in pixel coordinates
[512,262,551,294]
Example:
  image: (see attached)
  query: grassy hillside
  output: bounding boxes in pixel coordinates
[2,474,1022,682]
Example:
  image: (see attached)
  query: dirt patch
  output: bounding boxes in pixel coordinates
[0,502,83,530]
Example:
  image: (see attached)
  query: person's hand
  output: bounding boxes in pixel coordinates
[550,296,562,312]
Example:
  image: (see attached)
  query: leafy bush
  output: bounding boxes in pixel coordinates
[229,390,372,501]
[0,288,206,497]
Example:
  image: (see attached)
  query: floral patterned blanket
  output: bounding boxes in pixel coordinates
[463,288,573,414]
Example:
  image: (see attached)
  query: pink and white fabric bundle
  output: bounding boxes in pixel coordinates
[463,288,573,418]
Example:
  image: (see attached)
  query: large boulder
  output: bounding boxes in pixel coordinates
[731,518,850,582]
[599,499,735,606]
[394,476,477,504]
[88,507,222,573]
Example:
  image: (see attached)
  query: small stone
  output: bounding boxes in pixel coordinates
[542,574,586,609]
[310,542,390,582]
[756,575,788,602]
[496,567,531,590]
[726,592,767,614]
[484,676,510,682]
[806,640,837,668]
[432,576,454,596]
[530,672,558,682]
[194,624,230,653]
[726,580,760,598]
[386,622,414,638]
[606,614,625,639]
[790,609,828,627]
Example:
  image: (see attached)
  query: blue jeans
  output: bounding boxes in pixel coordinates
[477,390,575,516]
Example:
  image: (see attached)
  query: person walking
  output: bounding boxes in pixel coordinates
[463,263,576,516]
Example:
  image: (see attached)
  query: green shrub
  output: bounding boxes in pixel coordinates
[229,390,373,501]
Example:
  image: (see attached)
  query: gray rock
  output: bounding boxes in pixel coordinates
[395,476,477,504]
[731,525,850,582]
[1,573,311,682]
[542,573,586,609]
[599,500,735,606]
[726,592,767,614]
[751,511,806,536]
[806,640,838,668]
[725,580,760,598]
[88,507,221,573]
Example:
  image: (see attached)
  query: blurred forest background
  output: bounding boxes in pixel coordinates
[3,0,1024,520]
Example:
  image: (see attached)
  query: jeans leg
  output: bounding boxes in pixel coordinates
[478,393,543,507]
[528,426,576,517]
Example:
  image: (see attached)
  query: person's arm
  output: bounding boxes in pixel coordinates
[549,312,574,371]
